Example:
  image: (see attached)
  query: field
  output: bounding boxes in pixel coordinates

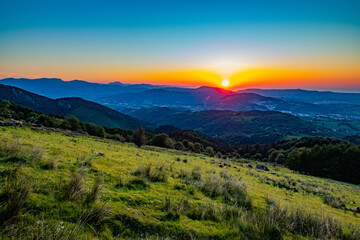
[0,126,359,239]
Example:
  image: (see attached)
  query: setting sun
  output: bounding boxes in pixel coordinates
[221,78,230,87]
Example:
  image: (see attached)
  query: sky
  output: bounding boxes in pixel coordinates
[0,0,359,90]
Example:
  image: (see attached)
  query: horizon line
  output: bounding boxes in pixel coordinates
[1,77,360,94]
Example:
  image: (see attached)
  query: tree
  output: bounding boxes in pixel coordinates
[187,142,195,152]
[174,141,185,151]
[151,133,171,148]
[85,123,106,138]
[275,153,286,164]
[0,100,12,119]
[66,115,81,131]
[253,153,263,160]
[132,126,146,147]
[204,147,214,156]
[182,140,189,149]
[268,150,279,162]
[194,142,203,153]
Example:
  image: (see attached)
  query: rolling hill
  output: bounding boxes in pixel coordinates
[0,84,149,129]
[127,107,335,145]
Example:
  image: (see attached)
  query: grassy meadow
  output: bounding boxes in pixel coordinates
[0,126,359,239]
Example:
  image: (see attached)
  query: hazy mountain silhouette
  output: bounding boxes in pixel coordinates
[239,88,360,105]
[1,78,360,119]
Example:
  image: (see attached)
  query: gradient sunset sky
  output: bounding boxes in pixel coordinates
[0,0,359,90]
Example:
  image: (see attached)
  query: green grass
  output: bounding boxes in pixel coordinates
[0,126,359,239]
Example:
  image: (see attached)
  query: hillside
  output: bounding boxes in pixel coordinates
[0,126,359,239]
[0,84,148,129]
[215,93,287,111]
[127,107,335,145]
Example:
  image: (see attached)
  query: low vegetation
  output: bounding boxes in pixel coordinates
[0,126,359,239]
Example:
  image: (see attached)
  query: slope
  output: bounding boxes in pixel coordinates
[0,84,148,129]
[0,126,358,239]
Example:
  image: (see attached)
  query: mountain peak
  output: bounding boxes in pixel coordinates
[196,86,233,94]
[108,81,124,85]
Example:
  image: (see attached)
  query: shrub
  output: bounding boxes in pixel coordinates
[268,150,279,162]
[174,141,185,151]
[151,133,171,148]
[204,147,214,156]
[193,142,203,153]
[275,153,286,164]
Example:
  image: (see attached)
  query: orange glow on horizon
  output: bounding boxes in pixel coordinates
[2,66,359,90]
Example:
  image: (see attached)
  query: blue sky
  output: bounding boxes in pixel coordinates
[0,0,359,89]
[1,0,359,30]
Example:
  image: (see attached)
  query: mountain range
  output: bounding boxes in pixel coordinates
[1,78,360,145]
[1,78,360,120]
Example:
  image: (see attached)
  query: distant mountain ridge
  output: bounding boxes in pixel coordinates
[0,84,149,129]
[1,78,360,120]
[0,78,163,99]
[0,82,349,145]
[239,88,360,105]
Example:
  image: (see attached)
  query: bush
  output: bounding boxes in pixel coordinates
[193,142,203,153]
[174,141,185,151]
[204,147,214,156]
[275,153,286,164]
[151,133,171,148]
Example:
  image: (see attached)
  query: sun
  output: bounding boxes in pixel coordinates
[221,78,230,87]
